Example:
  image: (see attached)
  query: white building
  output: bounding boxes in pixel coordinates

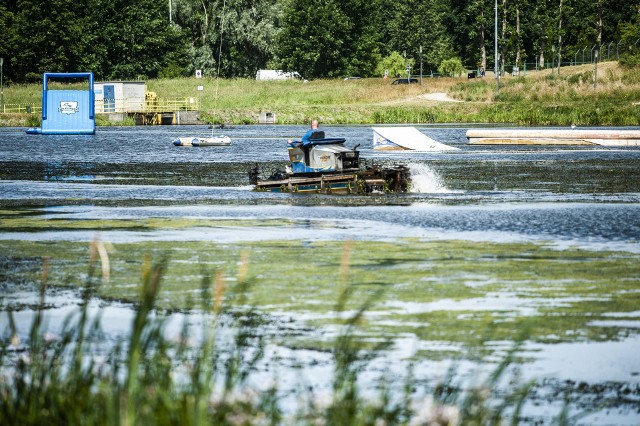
[94,81,146,113]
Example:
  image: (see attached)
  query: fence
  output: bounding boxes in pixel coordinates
[94,97,198,114]
[462,39,640,77]
[1,104,42,114]
[1,97,198,114]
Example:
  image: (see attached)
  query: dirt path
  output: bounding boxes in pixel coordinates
[419,92,463,102]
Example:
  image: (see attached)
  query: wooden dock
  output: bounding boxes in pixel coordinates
[466,129,640,146]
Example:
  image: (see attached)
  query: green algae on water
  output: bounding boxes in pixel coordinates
[2,233,639,359]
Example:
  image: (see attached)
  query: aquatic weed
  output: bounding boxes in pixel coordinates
[0,239,564,425]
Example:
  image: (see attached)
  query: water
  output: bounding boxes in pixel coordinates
[2,125,639,250]
[2,125,640,423]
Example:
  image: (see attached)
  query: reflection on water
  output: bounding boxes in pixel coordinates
[1,202,639,253]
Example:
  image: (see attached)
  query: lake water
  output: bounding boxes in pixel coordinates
[2,125,639,249]
[1,125,640,424]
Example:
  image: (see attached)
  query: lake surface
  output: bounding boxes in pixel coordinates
[2,125,640,424]
[2,125,639,249]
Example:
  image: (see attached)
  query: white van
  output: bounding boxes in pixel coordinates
[256,70,303,80]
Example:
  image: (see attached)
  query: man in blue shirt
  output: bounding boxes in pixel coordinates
[301,119,320,141]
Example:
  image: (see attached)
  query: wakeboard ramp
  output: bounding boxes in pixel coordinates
[372,127,459,151]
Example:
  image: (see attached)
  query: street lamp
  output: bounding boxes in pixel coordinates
[419,46,423,87]
[495,0,499,94]
[594,49,598,94]
[1,57,4,114]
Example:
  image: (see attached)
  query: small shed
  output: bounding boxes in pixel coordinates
[94,81,146,113]
[259,111,276,124]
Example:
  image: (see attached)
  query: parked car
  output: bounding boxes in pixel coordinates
[391,78,418,85]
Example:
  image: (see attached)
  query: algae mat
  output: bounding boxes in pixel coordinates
[2,215,639,359]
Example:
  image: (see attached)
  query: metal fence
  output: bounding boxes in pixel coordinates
[95,97,198,114]
[1,104,42,114]
[464,39,640,77]
[1,97,198,114]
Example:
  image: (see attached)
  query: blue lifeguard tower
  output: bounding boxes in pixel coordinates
[26,72,95,135]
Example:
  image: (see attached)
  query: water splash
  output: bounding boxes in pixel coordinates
[408,163,450,193]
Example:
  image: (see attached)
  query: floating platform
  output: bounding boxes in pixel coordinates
[372,127,459,151]
[466,129,640,146]
[26,72,96,135]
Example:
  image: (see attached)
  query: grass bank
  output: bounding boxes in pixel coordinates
[1,62,639,126]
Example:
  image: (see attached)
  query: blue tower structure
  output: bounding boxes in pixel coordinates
[26,72,95,135]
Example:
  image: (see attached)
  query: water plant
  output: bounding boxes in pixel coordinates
[0,241,277,425]
[0,237,575,425]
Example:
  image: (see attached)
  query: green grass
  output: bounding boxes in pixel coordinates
[2,61,639,125]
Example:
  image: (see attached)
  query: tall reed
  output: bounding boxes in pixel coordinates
[1,239,551,425]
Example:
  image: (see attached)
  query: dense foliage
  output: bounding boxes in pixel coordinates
[0,0,638,82]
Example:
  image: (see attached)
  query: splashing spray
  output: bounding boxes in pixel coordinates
[408,163,450,193]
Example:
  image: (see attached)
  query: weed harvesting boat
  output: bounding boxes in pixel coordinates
[249,131,410,194]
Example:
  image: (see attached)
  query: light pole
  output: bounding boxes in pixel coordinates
[403,51,409,83]
[0,57,4,114]
[557,0,563,76]
[594,49,598,94]
[495,0,499,94]
[419,46,423,87]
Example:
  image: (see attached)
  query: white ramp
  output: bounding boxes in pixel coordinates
[372,127,459,151]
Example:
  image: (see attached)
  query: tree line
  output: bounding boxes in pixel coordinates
[1,0,638,84]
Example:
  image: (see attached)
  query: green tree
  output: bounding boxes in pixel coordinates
[276,0,381,78]
[0,0,16,82]
[384,0,455,73]
[618,4,640,66]
[452,0,494,70]
[172,0,283,78]
[375,51,414,78]
[12,0,95,81]
[217,0,284,77]
[438,57,466,77]
[94,0,185,80]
